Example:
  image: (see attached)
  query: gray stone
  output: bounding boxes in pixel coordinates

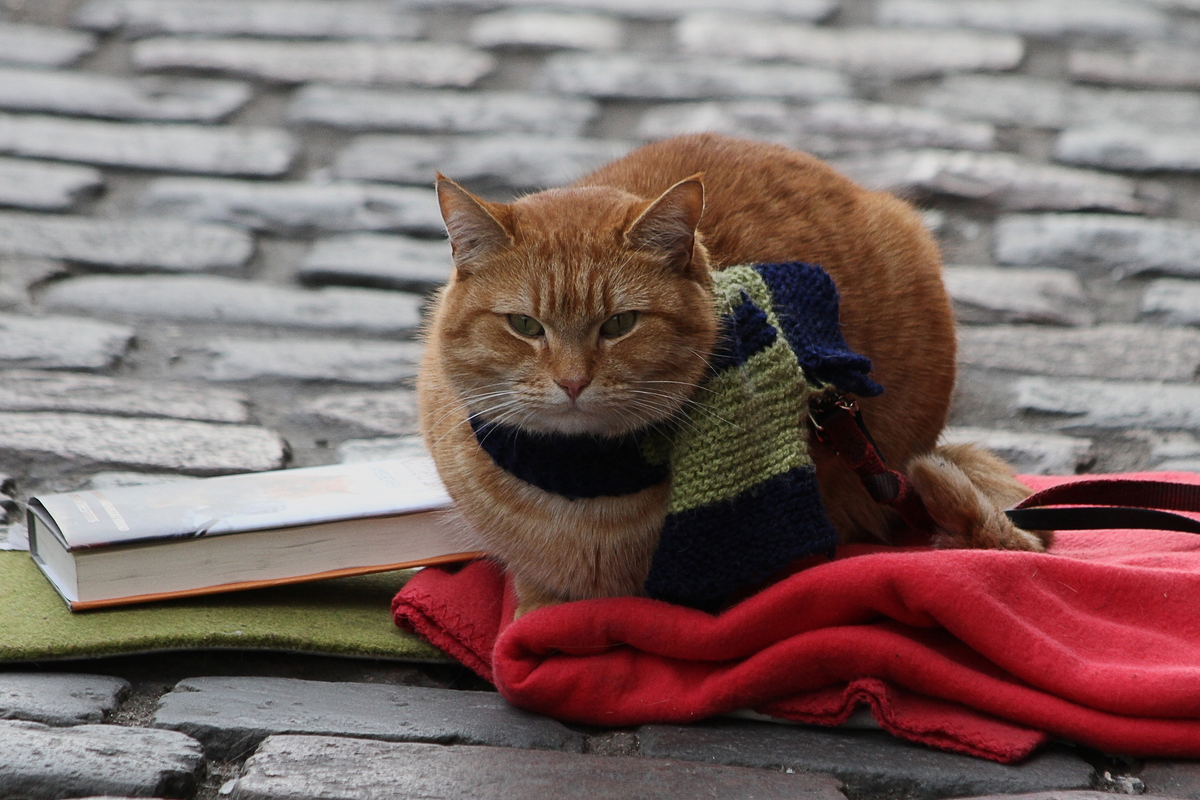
[833,150,1158,213]
[0,67,250,122]
[228,735,844,800]
[400,0,837,20]
[875,0,1168,38]
[920,75,1200,130]
[0,211,252,272]
[334,135,634,190]
[132,38,495,87]
[1140,761,1200,798]
[1055,123,1200,173]
[536,52,851,101]
[299,389,419,434]
[155,677,585,759]
[75,0,423,39]
[288,85,598,135]
[637,722,1093,800]
[952,793,1145,800]
[940,427,1094,475]
[41,275,423,334]
[994,214,1200,278]
[201,337,424,383]
[0,113,296,177]
[1142,279,1200,325]
[1070,45,1200,89]
[300,234,451,290]
[139,177,444,235]
[470,9,622,50]
[0,313,134,370]
[0,412,286,474]
[1015,377,1200,431]
[0,720,203,800]
[943,266,1093,326]
[677,12,1022,80]
[0,674,129,726]
[0,156,102,212]
[86,471,201,489]
[637,100,996,155]
[0,256,65,310]
[0,369,250,422]
[957,325,1200,381]
[338,434,429,463]
[0,22,96,68]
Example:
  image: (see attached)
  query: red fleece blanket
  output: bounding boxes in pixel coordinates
[392,472,1200,763]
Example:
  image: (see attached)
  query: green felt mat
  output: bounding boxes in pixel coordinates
[0,551,450,663]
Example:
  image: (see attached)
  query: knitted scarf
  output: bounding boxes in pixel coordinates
[471,262,882,611]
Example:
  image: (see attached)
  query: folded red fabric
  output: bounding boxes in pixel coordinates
[392,472,1200,763]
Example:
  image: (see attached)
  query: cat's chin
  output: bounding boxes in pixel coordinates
[507,406,663,439]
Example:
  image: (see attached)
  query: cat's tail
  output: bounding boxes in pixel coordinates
[906,442,1052,551]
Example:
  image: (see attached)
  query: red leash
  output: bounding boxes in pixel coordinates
[809,392,1200,537]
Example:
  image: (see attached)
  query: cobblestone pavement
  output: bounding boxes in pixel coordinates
[2,0,1200,797]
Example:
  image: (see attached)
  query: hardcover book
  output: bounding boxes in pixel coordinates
[26,457,482,611]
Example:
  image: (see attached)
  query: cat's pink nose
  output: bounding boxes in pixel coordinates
[556,377,591,401]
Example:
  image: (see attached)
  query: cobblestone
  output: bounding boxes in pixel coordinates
[0,67,250,122]
[0,22,96,67]
[637,100,996,156]
[1144,432,1200,471]
[0,156,103,212]
[919,75,1200,129]
[1015,377,1200,430]
[1139,761,1200,798]
[943,266,1093,326]
[299,389,420,434]
[469,9,622,50]
[941,427,1094,475]
[0,212,252,272]
[1055,123,1200,173]
[832,150,1159,213]
[537,52,851,101]
[288,85,598,135]
[201,337,424,383]
[993,214,1200,277]
[677,13,1023,79]
[875,0,1169,38]
[958,325,1200,381]
[132,37,496,87]
[401,0,838,20]
[333,134,634,190]
[0,720,204,800]
[139,177,444,235]
[75,0,424,39]
[0,313,134,370]
[154,677,585,759]
[0,412,287,474]
[0,674,129,726]
[40,275,423,333]
[637,722,1095,800]
[338,434,428,463]
[229,735,844,800]
[0,369,250,421]
[1069,45,1200,89]
[1142,278,1200,325]
[0,113,296,177]
[299,234,451,290]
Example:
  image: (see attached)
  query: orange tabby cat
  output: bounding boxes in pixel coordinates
[420,134,1044,615]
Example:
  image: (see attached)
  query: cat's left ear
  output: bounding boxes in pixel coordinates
[624,175,705,277]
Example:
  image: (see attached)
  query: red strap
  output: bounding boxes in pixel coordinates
[809,395,934,532]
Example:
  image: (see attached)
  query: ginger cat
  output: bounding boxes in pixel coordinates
[419,134,1045,615]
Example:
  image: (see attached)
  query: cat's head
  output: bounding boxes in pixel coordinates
[430,175,719,438]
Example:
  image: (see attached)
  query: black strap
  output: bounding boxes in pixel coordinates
[1005,479,1200,535]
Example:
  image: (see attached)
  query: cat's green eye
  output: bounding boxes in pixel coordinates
[600,311,638,338]
[507,314,544,337]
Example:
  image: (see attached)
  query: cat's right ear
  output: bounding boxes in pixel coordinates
[624,175,705,277]
[436,173,514,277]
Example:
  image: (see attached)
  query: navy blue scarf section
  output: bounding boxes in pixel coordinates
[469,416,668,500]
